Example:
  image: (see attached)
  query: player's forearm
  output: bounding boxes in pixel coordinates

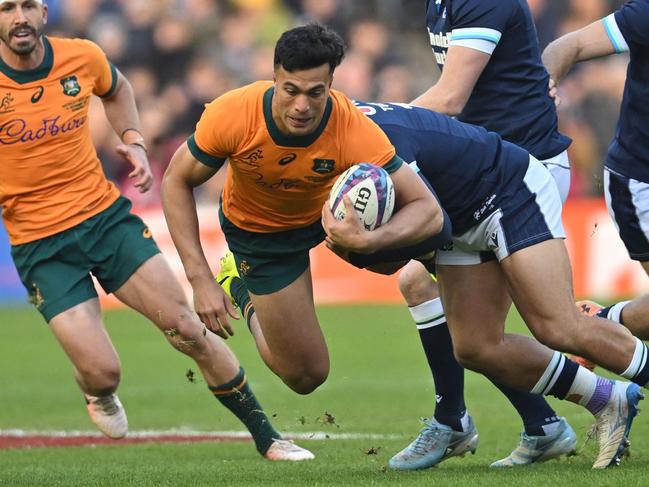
[543,21,616,85]
[365,199,445,253]
[161,173,214,284]
[542,34,582,84]
[410,85,466,116]
[102,76,143,143]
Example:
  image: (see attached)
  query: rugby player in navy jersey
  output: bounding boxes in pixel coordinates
[543,0,649,367]
[323,100,647,470]
[391,0,575,469]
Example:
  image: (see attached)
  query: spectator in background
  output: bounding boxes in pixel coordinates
[46,0,627,201]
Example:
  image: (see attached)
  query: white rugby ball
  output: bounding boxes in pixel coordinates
[328,163,395,230]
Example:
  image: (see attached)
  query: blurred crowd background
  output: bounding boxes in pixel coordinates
[44,0,628,204]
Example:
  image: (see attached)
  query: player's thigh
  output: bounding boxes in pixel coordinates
[250,267,328,372]
[112,253,193,330]
[49,298,120,374]
[604,167,649,263]
[500,238,580,340]
[436,260,510,354]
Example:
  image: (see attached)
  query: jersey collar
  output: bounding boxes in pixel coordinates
[263,87,333,147]
[0,36,54,84]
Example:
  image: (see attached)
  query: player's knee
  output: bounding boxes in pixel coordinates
[162,313,209,356]
[453,342,491,373]
[79,365,121,395]
[281,364,329,395]
[532,325,574,352]
[398,264,438,306]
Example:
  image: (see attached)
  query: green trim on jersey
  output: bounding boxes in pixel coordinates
[0,36,54,84]
[187,134,227,170]
[383,155,404,174]
[263,87,333,148]
[98,63,118,98]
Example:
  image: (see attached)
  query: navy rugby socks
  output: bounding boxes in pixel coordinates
[412,298,561,435]
[410,299,466,431]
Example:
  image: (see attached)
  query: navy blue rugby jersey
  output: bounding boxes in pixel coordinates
[602,0,649,182]
[426,0,570,160]
[355,101,529,235]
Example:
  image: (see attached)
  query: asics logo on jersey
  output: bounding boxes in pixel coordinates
[278,153,297,165]
[0,115,87,145]
[31,86,44,103]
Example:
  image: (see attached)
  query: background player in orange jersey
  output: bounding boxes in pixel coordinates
[0,0,313,461]
[162,23,449,395]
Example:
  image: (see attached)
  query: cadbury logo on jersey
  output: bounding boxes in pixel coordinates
[312,158,335,174]
[0,115,87,145]
[60,75,81,97]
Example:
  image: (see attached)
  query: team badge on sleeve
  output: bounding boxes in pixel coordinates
[60,76,81,97]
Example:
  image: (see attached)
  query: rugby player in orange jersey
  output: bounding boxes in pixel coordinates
[162,23,448,395]
[0,0,314,461]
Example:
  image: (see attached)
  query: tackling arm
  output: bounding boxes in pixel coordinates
[543,20,619,85]
[410,46,490,116]
[322,163,445,255]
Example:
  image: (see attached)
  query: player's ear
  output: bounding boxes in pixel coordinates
[42,4,48,24]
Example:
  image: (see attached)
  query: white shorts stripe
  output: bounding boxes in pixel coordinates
[540,150,570,204]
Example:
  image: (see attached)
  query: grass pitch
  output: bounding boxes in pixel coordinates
[1,305,648,486]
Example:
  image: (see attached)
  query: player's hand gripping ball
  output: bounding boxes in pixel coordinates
[328,163,395,230]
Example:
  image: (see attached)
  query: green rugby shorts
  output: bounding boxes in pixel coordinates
[11,196,160,322]
[218,208,325,295]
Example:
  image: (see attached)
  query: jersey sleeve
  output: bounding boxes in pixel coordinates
[80,39,118,98]
[189,90,244,169]
[343,106,403,174]
[448,0,512,55]
[606,0,649,52]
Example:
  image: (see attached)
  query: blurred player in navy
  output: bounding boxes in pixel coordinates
[391,0,575,469]
[543,0,649,368]
[325,100,646,470]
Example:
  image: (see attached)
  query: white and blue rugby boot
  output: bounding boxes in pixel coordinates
[591,381,643,469]
[490,417,577,467]
[388,416,478,470]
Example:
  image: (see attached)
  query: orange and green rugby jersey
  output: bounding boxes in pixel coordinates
[188,81,403,232]
[0,36,120,245]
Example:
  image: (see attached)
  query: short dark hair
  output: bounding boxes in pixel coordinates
[274,23,345,73]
